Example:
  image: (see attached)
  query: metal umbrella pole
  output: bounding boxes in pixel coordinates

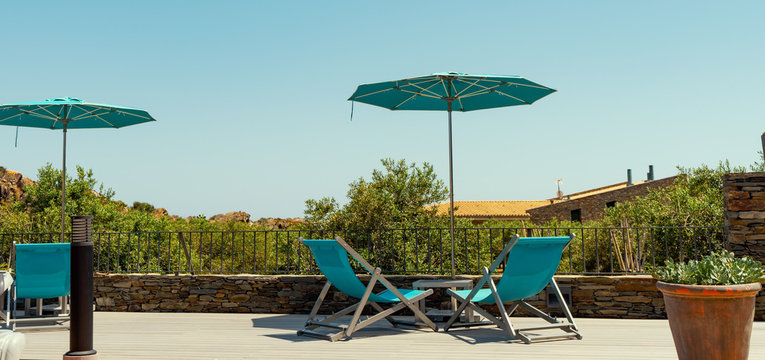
[61,118,69,242]
[446,77,456,279]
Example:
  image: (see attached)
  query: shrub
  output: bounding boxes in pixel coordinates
[651,251,765,285]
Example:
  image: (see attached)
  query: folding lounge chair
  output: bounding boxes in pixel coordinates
[298,237,437,341]
[5,243,71,331]
[443,234,581,343]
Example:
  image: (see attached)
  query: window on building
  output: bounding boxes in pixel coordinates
[606,201,617,208]
[570,209,581,222]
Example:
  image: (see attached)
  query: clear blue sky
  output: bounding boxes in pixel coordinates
[2,1,764,219]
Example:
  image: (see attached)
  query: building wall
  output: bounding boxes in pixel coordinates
[528,176,677,224]
[92,273,765,320]
[723,172,765,263]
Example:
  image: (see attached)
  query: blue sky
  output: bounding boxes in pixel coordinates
[2,1,764,219]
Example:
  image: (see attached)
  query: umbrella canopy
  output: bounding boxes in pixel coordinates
[0,97,155,129]
[349,72,555,277]
[0,97,156,239]
[349,72,555,112]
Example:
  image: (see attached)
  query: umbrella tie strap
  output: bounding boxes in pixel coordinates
[350,101,354,122]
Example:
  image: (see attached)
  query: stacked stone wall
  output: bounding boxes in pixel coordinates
[724,172,765,263]
[93,274,765,320]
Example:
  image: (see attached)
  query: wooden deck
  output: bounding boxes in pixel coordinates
[19,312,765,359]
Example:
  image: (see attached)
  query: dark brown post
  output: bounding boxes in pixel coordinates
[65,215,98,359]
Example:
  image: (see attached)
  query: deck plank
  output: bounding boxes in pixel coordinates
[19,312,765,359]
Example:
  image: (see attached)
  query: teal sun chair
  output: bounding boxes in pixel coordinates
[5,243,71,331]
[443,234,582,343]
[298,237,437,341]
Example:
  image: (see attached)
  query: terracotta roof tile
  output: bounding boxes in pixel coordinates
[432,200,549,218]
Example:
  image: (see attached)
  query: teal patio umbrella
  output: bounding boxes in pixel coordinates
[349,72,556,277]
[0,97,156,240]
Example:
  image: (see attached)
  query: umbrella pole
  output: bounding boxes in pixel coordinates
[61,121,68,242]
[447,101,456,279]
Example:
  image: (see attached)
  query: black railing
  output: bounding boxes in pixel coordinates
[0,226,725,275]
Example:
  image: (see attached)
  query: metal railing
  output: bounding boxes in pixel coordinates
[0,226,725,275]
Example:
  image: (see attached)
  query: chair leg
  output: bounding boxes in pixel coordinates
[508,280,582,343]
[305,281,332,325]
[487,277,519,340]
[443,293,472,331]
[446,302,501,330]
[549,278,580,333]
[397,291,437,331]
[345,271,379,336]
[9,286,16,331]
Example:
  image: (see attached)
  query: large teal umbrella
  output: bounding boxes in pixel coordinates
[0,97,156,239]
[349,72,556,277]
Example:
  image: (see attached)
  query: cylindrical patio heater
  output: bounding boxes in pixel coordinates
[65,215,98,359]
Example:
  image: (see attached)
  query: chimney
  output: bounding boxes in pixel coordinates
[627,169,632,186]
[647,165,654,181]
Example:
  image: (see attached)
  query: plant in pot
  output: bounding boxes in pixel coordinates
[652,251,764,360]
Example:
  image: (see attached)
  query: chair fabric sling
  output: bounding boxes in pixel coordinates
[297,237,437,341]
[443,234,582,344]
[5,243,71,331]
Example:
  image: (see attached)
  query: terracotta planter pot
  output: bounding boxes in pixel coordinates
[656,281,762,360]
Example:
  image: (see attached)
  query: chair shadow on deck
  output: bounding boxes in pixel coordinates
[443,321,584,345]
[251,314,434,342]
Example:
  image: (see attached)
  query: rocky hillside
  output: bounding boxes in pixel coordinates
[0,167,32,203]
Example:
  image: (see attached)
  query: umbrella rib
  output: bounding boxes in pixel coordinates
[69,105,152,121]
[0,113,24,123]
[351,76,440,100]
[456,78,553,94]
[69,104,104,121]
[351,87,396,100]
[456,97,465,111]
[393,80,447,109]
[393,93,420,110]
[457,85,530,104]
[439,78,449,99]
[396,88,442,100]
[92,114,116,127]
[452,77,483,98]
[493,90,531,104]
[31,105,61,120]
[452,79,504,99]
[455,86,530,104]
[402,80,443,98]
[109,108,152,120]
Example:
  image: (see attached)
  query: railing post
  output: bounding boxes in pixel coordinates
[65,215,98,359]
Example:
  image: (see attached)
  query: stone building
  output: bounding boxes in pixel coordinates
[527,176,677,223]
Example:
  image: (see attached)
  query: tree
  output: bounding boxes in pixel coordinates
[17,164,119,233]
[304,158,449,229]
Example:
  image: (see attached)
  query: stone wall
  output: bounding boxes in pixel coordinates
[528,176,677,224]
[93,273,765,321]
[724,172,765,263]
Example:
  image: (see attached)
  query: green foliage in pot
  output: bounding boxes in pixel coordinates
[652,251,765,285]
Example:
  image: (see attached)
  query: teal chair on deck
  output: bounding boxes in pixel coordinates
[443,234,582,343]
[298,237,437,341]
[5,243,71,331]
